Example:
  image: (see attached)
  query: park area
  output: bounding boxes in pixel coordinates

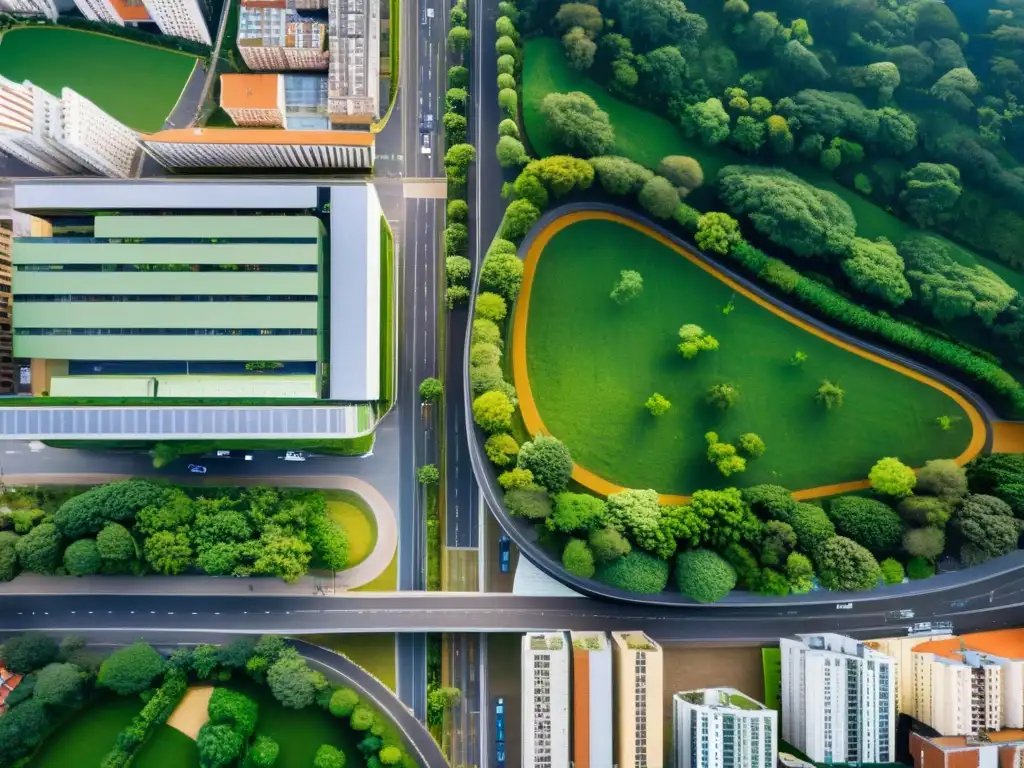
[521,36,1024,300]
[0,26,198,131]
[521,214,978,496]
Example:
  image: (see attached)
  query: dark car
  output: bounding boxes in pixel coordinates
[420,114,434,132]
[495,697,506,767]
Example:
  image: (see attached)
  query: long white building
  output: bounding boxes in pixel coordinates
[327,0,379,124]
[0,77,139,177]
[0,0,57,17]
[781,633,897,765]
[522,632,570,768]
[673,688,778,768]
[138,127,373,170]
[73,0,211,44]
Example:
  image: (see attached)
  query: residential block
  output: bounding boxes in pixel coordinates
[612,631,664,768]
[571,631,613,768]
[672,688,777,768]
[522,632,570,768]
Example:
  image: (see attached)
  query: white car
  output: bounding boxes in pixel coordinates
[283,451,306,462]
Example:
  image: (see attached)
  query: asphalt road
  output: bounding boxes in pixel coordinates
[5,574,1024,638]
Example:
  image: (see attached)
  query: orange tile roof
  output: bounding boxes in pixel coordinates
[932,737,970,749]
[108,0,150,21]
[220,74,280,111]
[141,128,375,147]
[913,630,1024,661]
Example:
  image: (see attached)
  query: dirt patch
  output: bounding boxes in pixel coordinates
[660,644,767,762]
[166,686,214,740]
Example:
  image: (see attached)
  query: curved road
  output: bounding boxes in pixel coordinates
[465,201,1013,607]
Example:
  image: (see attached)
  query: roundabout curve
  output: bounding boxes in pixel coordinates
[464,202,1008,607]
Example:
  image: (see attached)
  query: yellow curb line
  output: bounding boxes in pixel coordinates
[511,210,989,505]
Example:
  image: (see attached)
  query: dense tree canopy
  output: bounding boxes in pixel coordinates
[717,166,856,258]
[541,91,616,157]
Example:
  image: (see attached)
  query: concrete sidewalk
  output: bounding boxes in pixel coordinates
[2,473,398,592]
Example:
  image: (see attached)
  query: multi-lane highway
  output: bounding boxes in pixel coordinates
[5,568,1024,638]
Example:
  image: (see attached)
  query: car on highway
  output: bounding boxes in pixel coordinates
[495,697,506,767]
[498,536,511,573]
[215,450,254,460]
[421,133,431,155]
[187,464,207,474]
[420,114,434,132]
[283,451,306,462]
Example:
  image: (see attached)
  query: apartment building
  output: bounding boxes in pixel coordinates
[0,224,13,394]
[612,631,664,768]
[522,633,570,768]
[570,631,613,768]
[327,0,379,124]
[238,4,328,71]
[866,634,955,717]
[781,633,897,765]
[673,688,777,768]
[0,77,139,178]
[910,732,1024,768]
[219,74,330,129]
[72,0,211,44]
[139,127,372,170]
[0,0,57,18]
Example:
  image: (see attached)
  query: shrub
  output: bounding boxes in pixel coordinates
[416,465,440,485]
[248,735,280,767]
[638,176,681,219]
[706,383,738,410]
[588,526,631,563]
[816,380,845,409]
[657,155,704,194]
[313,744,345,768]
[53,479,165,539]
[99,642,165,695]
[15,523,61,573]
[791,503,836,555]
[446,199,468,223]
[610,270,643,304]
[329,688,360,718]
[828,496,904,557]
[498,468,534,490]
[480,252,524,300]
[595,551,670,594]
[1,633,58,674]
[742,485,797,522]
[880,558,905,585]
[645,393,671,416]
[475,292,507,322]
[504,487,553,520]
[484,433,519,467]
[496,136,528,168]
[548,493,606,534]
[517,435,574,493]
[63,538,102,576]
[737,433,765,458]
[897,495,952,527]
[472,391,514,433]
[472,318,502,347]
[445,255,471,283]
[786,552,815,593]
[916,459,968,502]
[816,536,882,592]
[498,118,519,138]
[562,539,596,578]
[0,531,19,581]
[675,549,737,603]
[695,212,743,255]
[419,377,443,402]
[907,556,934,579]
[869,457,917,497]
[903,526,945,560]
[501,199,541,240]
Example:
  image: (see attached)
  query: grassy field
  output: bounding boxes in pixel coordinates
[380,216,397,410]
[0,27,197,132]
[521,36,1024,296]
[303,634,397,692]
[28,695,140,768]
[324,490,377,567]
[134,724,199,768]
[351,548,398,591]
[525,218,974,494]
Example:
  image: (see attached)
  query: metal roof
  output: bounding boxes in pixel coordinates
[13,180,320,212]
[0,404,375,439]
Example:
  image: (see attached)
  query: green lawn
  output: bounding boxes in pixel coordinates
[303,634,398,692]
[28,695,140,768]
[134,724,199,768]
[522,36,1024,296]
[324,490,378,567]
[525,218,974,494]
[761,647,781,711]
[0,27,198,132]
[351,548,398,591]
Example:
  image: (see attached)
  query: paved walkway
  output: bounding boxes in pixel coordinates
[511,208,991,505]
[2,473,397,591]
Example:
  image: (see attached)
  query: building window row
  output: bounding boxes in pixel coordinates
[15,328,318,336]
[18,264,318,273]
[17,294,319,303]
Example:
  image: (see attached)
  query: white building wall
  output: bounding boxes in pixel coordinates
[0,77,137,177]
[522,633,570,768]
[1004,661,1024,728]
[72,0,123,24]
[673,691,777,768]
[60,89,139,178]
[142,0,211,44]
[781,635,897,765]
[140,137,373,170]
[0,0,57,18]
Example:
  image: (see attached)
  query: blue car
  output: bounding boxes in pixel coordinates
[498,536,511,573]
[495,697,506,767]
